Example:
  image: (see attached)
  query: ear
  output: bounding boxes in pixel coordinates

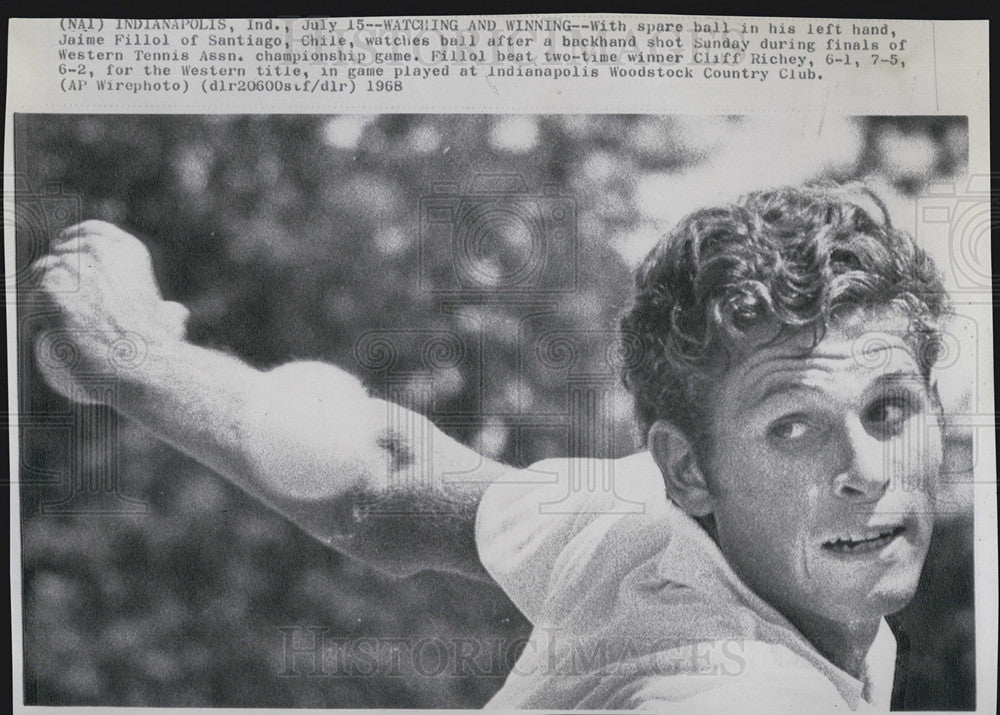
[648,420,715,517]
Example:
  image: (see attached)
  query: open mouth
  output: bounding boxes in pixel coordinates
[822,525,906,554]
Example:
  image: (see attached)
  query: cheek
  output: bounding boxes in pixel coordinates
[711,442,826,543]
[893,421,943,499]
[712,439,821,506]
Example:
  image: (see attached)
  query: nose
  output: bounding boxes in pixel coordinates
[831,417,891,502]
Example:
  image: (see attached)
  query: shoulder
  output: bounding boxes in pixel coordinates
[477,451,666,521]
[475,452,669,621]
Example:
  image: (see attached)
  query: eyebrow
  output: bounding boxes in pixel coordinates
[752,378,821,409]
[751,368,926,409]
[868,369,927,391]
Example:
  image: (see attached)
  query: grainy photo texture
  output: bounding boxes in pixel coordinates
[12,114,981,710]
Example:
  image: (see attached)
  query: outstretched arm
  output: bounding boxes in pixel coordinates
[31,221,507,580]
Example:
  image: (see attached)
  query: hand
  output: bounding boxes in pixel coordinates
[31,221,189,405]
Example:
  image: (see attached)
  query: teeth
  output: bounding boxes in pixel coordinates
[824,526,903,551]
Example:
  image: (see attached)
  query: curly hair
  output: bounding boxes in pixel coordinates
[619,182,950,460]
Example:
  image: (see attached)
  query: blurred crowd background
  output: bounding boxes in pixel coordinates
[14,114,976,708]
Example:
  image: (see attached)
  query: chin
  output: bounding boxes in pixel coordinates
[822,569,923,622]
[808,535,931,623]
[869,570,924,614]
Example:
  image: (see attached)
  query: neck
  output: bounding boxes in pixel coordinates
[693,516,881,679]
[781,606,880,679]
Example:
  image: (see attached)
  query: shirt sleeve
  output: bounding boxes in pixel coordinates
[475,451,668,623]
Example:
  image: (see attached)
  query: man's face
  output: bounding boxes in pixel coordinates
[706,308,941,627]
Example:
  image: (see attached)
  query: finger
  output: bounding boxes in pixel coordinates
[51,220,97,246]
[49,224,91,254]
[26,253,61,280]
[51,220,122,251]
[30,254,77,288]
[24,256,57,304]
[37,261,80,295]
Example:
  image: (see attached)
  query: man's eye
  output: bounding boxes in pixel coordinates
[864,395,914,435]
[768,416,812,442]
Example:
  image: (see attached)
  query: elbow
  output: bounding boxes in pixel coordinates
[263,360,369,401]
[240,361,379,502]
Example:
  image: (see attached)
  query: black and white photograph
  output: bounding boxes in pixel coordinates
[9,112,987,711]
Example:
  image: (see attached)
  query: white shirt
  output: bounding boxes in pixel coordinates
[475,451,897,711]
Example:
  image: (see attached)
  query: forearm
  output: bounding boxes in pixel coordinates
[114,337,394,509]
[113,337,271,496]
[113,337,497,577]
